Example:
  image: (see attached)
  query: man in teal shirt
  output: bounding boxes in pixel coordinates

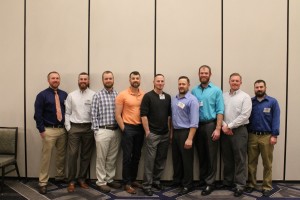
[191,65,224,196]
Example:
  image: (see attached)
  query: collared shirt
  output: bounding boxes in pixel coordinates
[64,88,95,131]
[91,88,118,131]
[191,82,224,122]
[34,87,68,133]
[223,89,252,129]
[115,87,144,125]
[248,95,280,136]
[171,92,199,129]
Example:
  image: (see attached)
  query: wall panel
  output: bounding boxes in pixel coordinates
[0,0,25,176]
[89,0,155,179]
[156,0,222,180]
[223,0,287,180]
[26,0,88,177]
[286,0,300,180]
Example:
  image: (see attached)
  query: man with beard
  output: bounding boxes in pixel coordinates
[221,73,252,197]
[245,80,280,197]
[171,76,199,195]
[115,71,145,194]
[191,65,224,196]
[65,72,95,192]
[140,74,171,196]
[34,71,68,194]
[91,71,122,193]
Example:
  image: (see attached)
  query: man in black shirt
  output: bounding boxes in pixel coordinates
[140,74,171,196]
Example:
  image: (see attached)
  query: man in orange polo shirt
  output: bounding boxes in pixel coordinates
[115,71,145,194]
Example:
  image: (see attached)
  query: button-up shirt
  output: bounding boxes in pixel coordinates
[248,95,280,136]
[64,88,95,131]
[223,89,252,129]
[91,88,118,131]
[171,92,199,129]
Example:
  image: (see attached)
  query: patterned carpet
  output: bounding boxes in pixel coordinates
[2,179,300,200]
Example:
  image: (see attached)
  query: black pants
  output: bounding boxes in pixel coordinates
[172,129,194,189]
[195,121,219,185]
[121,124,144,185]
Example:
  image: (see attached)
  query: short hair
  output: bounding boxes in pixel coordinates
[199,65,212,74]
[154,73,164,78]
[178,76,190,84]
[47,71,60,80]
[102,71,114,80]
[229,72,242,80]
[78,72,89,78]
[254,79,266,86]
[129,71,140,78]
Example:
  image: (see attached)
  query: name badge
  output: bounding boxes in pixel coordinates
[159,94,165,100]
[177,102,185,109]
[263,108,271,113]
[199,101,203,107]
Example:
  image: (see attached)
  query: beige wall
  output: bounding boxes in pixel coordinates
[0,0,299,181]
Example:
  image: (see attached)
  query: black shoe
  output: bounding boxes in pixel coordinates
[262,189,272,197]
[234,189,243,197]
[152,183,165,190]
[39,185,47,194]
[196,180,206,187]
[201,185,214,196]
[143,188,154,196]
[178,187,191,195]
[245,187,254,193]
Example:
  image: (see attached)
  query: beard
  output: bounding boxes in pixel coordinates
[78,83,88,90]
[200,77,210,84]
[131,82,140,88]
[255,90,266,98]
[104,82,113,89]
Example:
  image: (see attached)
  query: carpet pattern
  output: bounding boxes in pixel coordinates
[1,179,300,200]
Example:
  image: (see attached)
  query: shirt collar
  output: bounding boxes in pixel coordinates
[127,87,142,96]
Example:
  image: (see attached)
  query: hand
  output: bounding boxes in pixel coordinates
[40,132,46,139]
[184,138,193,149]
[270,136,277,145]
[145,131,150,138]
[222,125,233,136]
[211,129,221,141]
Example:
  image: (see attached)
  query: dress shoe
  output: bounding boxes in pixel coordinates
[143,188,154,196]
[98,185,111,193]
[262,189,272,197]
[107,181,122,189]
[67,183,75,192]
[38,185,47,194]
[124,184,136,194]
[152,183,165,190]
[201,185,214,196]
[245,186,254,193]
[78,181,89,189]
[131,181,143,188]
[234,189,243,197]
[178,187,191,195]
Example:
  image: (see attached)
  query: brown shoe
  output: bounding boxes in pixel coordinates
[98,185,111,193]
[124,184,136,194]
[131,181,143,188]
[67,183,75,192]
[39,185,47,194]
[107,181,122,189]
[78,181,89,189]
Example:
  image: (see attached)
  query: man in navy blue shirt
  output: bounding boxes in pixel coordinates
[34,71,68,195]
[245,80,280,197]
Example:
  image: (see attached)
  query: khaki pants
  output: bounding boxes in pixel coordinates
[94,128,121,186]
[39,128,67,186]
[248,133,274,190]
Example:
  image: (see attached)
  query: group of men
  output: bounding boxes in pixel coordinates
[34,65,280,197]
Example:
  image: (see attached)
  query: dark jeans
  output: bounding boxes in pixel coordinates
[195,121,219,185]
[67,123,94,183]
[121,124,144,185]
[172,129,194,189]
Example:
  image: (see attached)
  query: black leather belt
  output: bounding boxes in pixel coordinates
[99,125,118,130]
[45,124,64,128]
[199,119,216,125]
[252,131,271,135]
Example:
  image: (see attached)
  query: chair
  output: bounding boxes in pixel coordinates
[0,127,20,192]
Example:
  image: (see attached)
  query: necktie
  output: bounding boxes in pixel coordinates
[54,90,62,122]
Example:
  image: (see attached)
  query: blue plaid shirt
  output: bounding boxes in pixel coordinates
[91,88,118,131]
